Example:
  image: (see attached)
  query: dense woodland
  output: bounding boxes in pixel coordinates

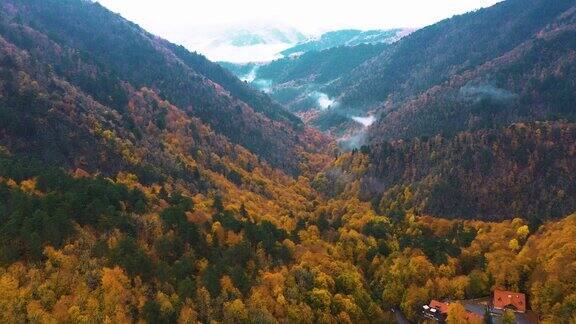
[1,148,575,323]
[258,44,387,88]
[330,0,575,110]
[362,122,575,221]
[368,14,576,141]
[0,0,575,323]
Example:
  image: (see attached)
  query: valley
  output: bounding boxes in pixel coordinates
[0,0,575,323]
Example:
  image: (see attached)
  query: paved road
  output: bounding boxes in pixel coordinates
[391,307,411,324]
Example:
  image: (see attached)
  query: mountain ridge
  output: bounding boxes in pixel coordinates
[280,28,410,57]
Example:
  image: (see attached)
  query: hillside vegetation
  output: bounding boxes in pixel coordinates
[0,0,575,323]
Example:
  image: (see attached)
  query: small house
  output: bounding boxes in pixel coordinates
[491,290,526,314]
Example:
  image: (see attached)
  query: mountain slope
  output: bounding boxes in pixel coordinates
[368,5,576,141]
[366,122,575,221]
[259,44,387,88]
[0,0,327,174]
[0,29,314,192]
[164,43,302,125]
[331,0,575,112]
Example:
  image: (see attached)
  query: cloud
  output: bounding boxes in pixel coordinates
[309,91,337,110]
[351,115,376,127]
[252,79,273,93]
[198,43,293,63]
[338,114,378,150]
[240,66,259,82]
[339,131,367,150]
[459,84,517,103]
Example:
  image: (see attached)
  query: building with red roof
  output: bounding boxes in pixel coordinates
[492,289,526,313]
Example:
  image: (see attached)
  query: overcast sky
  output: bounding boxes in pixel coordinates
[96,0,501,61]
[97,0,501,34]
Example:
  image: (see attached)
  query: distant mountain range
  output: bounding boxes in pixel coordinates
[187,24,308,62]
[280,28,413,57]
[205,27,410,63]
[208,25,307,48]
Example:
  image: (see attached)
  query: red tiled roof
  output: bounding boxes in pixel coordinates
[493,290,526,312]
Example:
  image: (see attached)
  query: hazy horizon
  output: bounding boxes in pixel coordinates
[96,0,502,62]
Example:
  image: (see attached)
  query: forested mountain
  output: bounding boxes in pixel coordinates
[305,0,576,222]
[0,0,327,175]
[254,44,387,113]
[331,0,575,111]
[367,1,576,141]
[0,0,575,323]
[218,29,412,133]
[258,44,387,88]
[279,28,408,57]
[221,0,576,137]
[318,122,576,222]
[222,44,389,135]
[218,29,416,136]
